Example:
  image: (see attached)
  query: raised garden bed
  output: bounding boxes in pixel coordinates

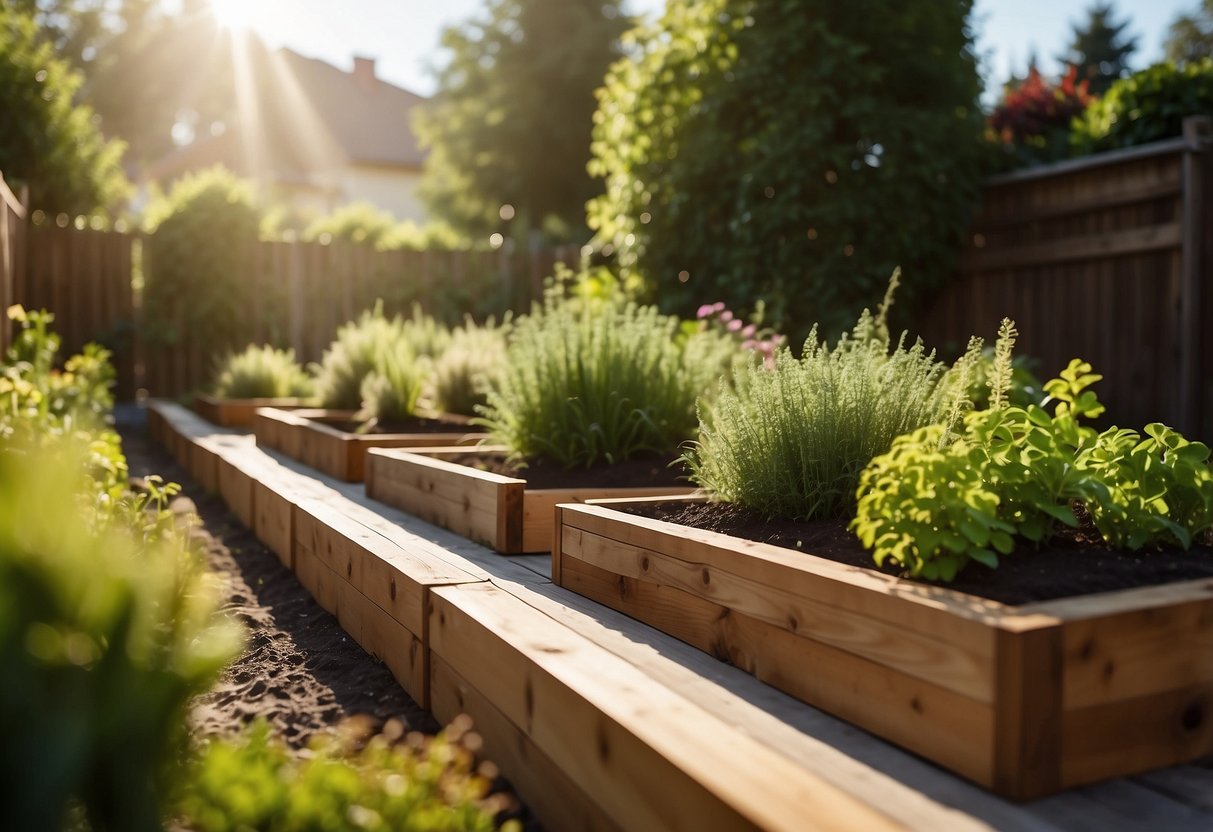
[253,407,488,482]
[367,448,695,554]
[193,394,310,428]
[553,499,1213,800]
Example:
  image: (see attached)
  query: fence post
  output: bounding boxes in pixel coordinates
[0,173,28,353]
[1179,116,1212,439]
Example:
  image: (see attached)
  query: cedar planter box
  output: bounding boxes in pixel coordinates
[193,394,309,428]
[252,407,488,482]
[553,500,1213,800]
[367,448,696,554]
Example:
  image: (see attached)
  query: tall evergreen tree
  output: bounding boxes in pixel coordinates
[1165,0,1213,66]
[414,0,631,243]
[1060,2,1138,96]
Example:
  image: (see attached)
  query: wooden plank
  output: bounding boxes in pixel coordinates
[194,395,309,427]
[559,554,996,789]
[993,624,1064,799]
[565,522,994,701]
[520,487,694,554]
[189,441,219,494]
[217,455,255,528]
[252,479,294,569]
[429,583,904,832]
[430,655,622,832]
[959,222,1181,272]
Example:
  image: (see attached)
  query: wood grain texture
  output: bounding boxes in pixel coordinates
[193,395,308,427]
[429,582,904,832]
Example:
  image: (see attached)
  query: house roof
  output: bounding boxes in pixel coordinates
[277,49,426,169]
[142,44,426,185]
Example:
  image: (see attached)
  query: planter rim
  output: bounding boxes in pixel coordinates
[563,498,1213,626]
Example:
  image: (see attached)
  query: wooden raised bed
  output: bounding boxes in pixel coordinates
[193,394,310,428]
[553,501,1213,800]
[253,407,488,482]
[366,448,695,554]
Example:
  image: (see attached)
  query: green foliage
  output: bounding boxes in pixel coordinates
[212,344,313,400]
[0,307,242,831]
[1059,1,1138,96]
[588,0,986,338]
[142,166,263,351]
[1165,0,1213,65]
[415,0,631,241]
[430,319,509,417]
[178,719,515,832]
[400,305,454,359]
[685,278,976,521]
[0,5,129,213]
[853,347,1213,581]
[302,202,400,248]
[1071,59,1213,154]
[478,293,720,467]
[314,306,408,411]
[359,344,428,425]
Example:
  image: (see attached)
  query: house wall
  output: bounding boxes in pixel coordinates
[336,165,426,222]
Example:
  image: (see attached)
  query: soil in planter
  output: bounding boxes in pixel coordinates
[448,451,693,490]
[325,414,473,435]
[118,417,535,828]
[625,501,1213,606]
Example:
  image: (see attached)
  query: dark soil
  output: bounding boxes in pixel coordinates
[118,420,533,828]
[448,451,693,490]
[326,413,474,436]
[626,501,1213,606]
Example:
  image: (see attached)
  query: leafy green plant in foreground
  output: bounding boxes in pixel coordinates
[178,718,517,832]
[0,440,242,832]
[478,292,723,468]
[212,344,313,400]
[853,321,1213,581]
[685,274,980,521]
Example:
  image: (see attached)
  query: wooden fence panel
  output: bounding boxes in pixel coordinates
[922,118,1212,439]
[0,175,26,353]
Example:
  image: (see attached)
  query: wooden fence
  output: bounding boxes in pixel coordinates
[922,115,1213,439]
[0,175,25,354]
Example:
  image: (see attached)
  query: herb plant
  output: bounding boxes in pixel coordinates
[178,719,516,832]
[684,275,980,521]
[313,305,407,410]
[212,344,313,400]
[430,318,508,417]
[853,322,1213,581]
[359,343,428,425]
[478,294,718,468]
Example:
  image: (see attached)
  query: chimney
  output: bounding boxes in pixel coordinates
[353,55,376,89]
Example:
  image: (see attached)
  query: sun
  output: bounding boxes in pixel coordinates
[209,0,267,32]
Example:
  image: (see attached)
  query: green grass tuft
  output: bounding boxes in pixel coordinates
[212,344,312,400]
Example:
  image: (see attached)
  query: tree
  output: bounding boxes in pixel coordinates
[1165,0,1213,65]
[0,6,128,213]
[1059,2,1138,96]
[414,0,631,243]
[588,0,987,338]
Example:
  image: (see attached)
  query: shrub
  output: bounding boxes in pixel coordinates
[430,319,509,417]
[1071,59,1213,154]
[211,344,313,400]
[684,275,979,521]
[588,0,987,337]
[399,306,454,359]
[478,293,721,467]
[852,330,1213,581]
[314,306,407,410]
[178,718,516,832]
[989,66,1094,168]
[302,202,399,248]
[142,166,264,351]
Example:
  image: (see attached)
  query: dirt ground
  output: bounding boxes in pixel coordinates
[118,418,533,827]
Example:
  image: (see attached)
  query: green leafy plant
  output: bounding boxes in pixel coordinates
[853,324,1213,581]
[313,305,407,410]
[1071,59,1213,154]
[685,274,979,521]
[0,438,242,832]
[399,305,454,359]
[430,319,509,417]
[211,344,313,400]
[478,292,721,467]
[178,718,516,832]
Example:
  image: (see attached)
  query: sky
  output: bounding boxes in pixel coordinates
[208,0,1194,100]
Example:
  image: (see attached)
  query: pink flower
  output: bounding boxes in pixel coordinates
[712,302,726,313]
[741,324,756,338]
[696,304,715,319]
[719,310,734,323]
[727,319,742,332]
